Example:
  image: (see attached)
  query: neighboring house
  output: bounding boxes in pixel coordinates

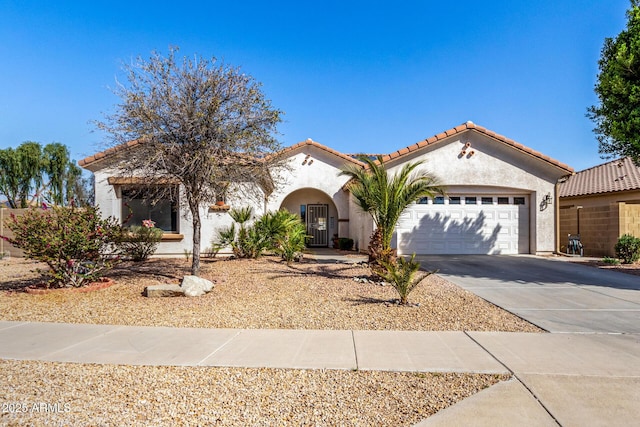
[79,121,573,256]
[559,157,640,257]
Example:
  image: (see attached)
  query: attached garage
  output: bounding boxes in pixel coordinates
[380,122,574,256]
[396,194,530,255]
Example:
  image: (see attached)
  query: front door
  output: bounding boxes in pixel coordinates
[307,204,328,247]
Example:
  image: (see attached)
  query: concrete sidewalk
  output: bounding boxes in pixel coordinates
[1,321,639,426]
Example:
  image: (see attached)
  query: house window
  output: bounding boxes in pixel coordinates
[514,197,526,205]
[434,196,445,205]
[497,197,509,205]
[300,205,306,223]
[481,197,493,205]
[449,197,461,205]
[465,196,477,205]
[417,197,429,204]
[121,187,178,233]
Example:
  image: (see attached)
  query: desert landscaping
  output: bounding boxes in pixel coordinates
[1,255,534,425]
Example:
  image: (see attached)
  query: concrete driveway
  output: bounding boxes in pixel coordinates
[416,255,640,333]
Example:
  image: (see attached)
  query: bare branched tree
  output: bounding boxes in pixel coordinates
[95,48,284,275]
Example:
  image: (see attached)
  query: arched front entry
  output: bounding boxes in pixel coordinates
[280,188,339,247]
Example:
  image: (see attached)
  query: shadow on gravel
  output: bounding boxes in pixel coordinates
[344,296,396,305]
[0,276,47,291]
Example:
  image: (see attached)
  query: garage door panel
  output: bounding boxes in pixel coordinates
[398,196,529,255]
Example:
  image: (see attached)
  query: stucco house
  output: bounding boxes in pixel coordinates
[559,157,640,257]
[79,121,573,256]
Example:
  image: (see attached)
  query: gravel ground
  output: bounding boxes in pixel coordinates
[0,256,541,332]
[0,256,531,425]
[0,360,508,426]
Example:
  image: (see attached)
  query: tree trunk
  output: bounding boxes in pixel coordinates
[190,202,201,276]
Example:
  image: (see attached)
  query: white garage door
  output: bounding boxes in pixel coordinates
[396,195,529,255]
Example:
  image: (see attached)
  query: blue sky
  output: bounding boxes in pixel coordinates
[0,0,631,172]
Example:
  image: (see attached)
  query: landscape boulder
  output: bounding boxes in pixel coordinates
[181,275,215,297]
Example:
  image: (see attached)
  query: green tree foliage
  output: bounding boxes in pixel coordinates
[0,141,89,208]
[3,204,122,288]
[339,156,444,265]
[17,142,44,208]
[95,47,284,276]
[588,0,640,165]
[0,147,21,208]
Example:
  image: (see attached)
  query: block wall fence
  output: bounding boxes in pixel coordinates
[560,202,640,257]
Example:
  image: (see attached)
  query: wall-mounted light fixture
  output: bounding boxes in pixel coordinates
[543,193,552,204]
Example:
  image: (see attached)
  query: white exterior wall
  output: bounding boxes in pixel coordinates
[87,130,569,256]
[93,167,241,256]
[348,195,374,252]
[267,147,352,218]
[92,144,356,255]
[385,133,563,254]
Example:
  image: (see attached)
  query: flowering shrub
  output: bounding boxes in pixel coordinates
[2,204,123,288]
[120,219,163,261]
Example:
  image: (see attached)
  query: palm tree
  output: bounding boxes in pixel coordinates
[340,155,444,262]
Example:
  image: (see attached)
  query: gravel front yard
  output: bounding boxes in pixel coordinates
[0,255,535,425]
[0,360,508,426]
[0,256,540,332]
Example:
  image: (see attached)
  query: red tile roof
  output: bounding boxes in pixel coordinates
[379,121,574,173]
[559,157,640,197]
[270,138,365,166]
[78,122,573,174]
[79,138,365,169]
[78,139,144,168]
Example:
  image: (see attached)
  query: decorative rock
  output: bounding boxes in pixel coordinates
[144,284,183,297]
[293,252,304,262]
[181,275,215,297]
[352,276,389,286]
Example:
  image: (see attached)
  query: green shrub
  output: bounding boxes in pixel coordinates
[378,254,434,305]
[214,208,308,263]
[228,207,257,258]
[615,234,640,264]
[272,214,308,265]
[2,204,122,288]
[119,220,163,261]
[337,237,354,251]
[602,256,621,265]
